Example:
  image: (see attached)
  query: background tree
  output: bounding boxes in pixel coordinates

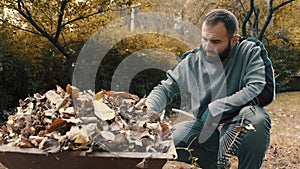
[0,0,151,112]
[0,0,149,83]
[237,0,295,40]
[235,0,299,91]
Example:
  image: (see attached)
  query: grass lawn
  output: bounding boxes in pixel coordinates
[261,91,300,169]
[230,91,300,169]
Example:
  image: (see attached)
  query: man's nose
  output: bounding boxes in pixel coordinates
[203,41,213,51]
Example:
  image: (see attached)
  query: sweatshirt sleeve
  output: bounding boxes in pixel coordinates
[145,72,180,113]
[246,38,275,106]
[208,40,275,117]
[146,51,199,113]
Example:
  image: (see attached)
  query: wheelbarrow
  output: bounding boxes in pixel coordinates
[0,144,177,169]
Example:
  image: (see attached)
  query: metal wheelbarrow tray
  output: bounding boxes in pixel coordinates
[0,145,177,169]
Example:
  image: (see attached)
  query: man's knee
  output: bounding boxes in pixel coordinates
[240,106,271,127]
[235,106,271,153]
[237,106,271,154]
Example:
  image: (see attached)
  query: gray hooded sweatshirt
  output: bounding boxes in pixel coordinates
[146,37,275,120]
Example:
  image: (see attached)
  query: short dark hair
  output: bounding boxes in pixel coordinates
[204,9,239,37]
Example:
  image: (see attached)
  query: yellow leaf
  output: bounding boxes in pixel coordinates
[94,91,103,100]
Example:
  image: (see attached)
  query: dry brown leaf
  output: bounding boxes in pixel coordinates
[66,84,80,99]
[114,133,128,144]
[136,158,149,169]
[34,93,45,101]
[100,131,115,141]
[93,100,115,121]
[45,90,63,105]
[46,118,67,132]
[56,95,70,110]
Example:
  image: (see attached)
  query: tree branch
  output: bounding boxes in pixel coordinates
[16,0,53,42]
[17,0,31,18]
[238,0,247,12]
[8,23,42,36]
[252,6,260,37]
[273,0,295,11]
[258,0,295,40]
[61,11,103,29]
[54,0,69,42]
[0,17,41,36]
[61,0,110,29]
[194,2,213,25]
[241,0,254,37]
[14,0,72,59]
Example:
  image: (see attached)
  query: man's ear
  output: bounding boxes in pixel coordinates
[231,34,240,47]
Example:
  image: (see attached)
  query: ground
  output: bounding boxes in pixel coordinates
[259,91,300,169]
[163,91,300,169]
[1,92,299,169]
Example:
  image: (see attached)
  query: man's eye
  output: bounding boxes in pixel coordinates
[211,40,220,44]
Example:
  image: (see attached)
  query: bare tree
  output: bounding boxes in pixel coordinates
[240,0,295,40]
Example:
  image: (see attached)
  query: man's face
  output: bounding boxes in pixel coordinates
[201,21,232,62]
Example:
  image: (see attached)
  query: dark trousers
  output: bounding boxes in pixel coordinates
[173,106,271,169]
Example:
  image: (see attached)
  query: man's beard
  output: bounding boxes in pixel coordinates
[218,42,231,61]
[202,42,231,63]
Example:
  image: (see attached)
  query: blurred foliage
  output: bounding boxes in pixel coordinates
[263,1,300,91]
[0,0,299,117]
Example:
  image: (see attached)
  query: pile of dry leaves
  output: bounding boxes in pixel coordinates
[0,85,173,154]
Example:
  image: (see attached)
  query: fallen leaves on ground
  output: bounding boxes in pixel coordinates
[163,160,201,169]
